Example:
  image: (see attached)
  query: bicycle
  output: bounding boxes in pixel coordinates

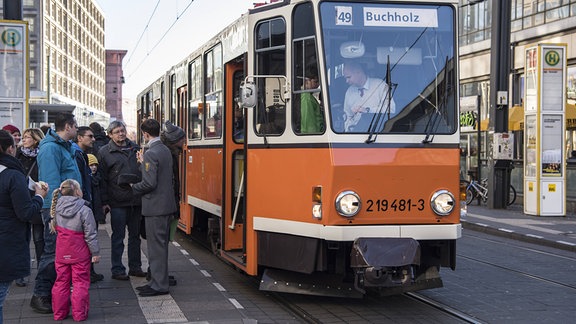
[461,178,516,206]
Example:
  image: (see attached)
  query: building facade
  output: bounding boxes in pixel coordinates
[1,0,108,126]
[459,0,576,185]
[105,49,126,121]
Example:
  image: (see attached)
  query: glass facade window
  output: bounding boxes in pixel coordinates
[462,0,576,44]
[459,0,492,45]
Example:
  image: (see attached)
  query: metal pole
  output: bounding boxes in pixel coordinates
[476,95,481,183]
[488,0,512,208]
[47,53,51,104]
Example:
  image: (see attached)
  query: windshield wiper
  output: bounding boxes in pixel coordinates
[422,56,449,144]
[366,56,395,143]
[420,94,440,143]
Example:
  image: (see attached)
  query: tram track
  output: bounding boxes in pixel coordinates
[181,227,576,323]
[461,233,576,291]
[181,231,325,323]
[180,231,476,323]
[458,253,576,291]
[404,292,485,324]
[266,292,325,324]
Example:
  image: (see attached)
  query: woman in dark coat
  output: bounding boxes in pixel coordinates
[0,130,47,322]
[15,128,46,279]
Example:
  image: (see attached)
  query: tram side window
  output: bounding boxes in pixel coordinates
[188,58,202,139]
[255,18,286,136]
[153,99,160,120]
[160,81,166,122]
[143,91,152,119]
[170,74,176,123]
[292,2,324,134]
[205,45,223,138]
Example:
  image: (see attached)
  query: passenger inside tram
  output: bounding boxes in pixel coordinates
[299,65,324,133]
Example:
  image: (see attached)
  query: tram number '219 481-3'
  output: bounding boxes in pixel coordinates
[366,199,425,212]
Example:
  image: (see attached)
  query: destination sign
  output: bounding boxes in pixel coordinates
[363,8,438,28]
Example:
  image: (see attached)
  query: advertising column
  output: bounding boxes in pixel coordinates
[0,20,28,130]
[524,44,566,216]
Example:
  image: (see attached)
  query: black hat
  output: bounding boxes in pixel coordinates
[163,120,185,143]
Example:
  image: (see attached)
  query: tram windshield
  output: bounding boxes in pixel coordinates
[319,2,457,135]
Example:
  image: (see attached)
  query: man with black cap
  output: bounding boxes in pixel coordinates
[160,121,186,216]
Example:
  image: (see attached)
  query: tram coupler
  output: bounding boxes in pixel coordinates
[350,237,421,292]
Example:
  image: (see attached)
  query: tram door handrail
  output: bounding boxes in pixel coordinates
[229,172,245,230]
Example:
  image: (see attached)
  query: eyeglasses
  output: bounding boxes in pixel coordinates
[82,134,94,138]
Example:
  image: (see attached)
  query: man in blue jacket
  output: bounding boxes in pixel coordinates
[30,112,82,314]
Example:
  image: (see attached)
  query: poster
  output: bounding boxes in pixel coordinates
[541,114,562,176]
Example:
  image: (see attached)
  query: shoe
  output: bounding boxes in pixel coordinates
[136,284,150,291]
[129,270,147,277]
[15,277,27,287]
[111,273,129,281]
[30,295,52,314]
[90,272,104,283]
[138,286,169,297]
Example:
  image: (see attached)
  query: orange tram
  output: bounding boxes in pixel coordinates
[137,0,463,298]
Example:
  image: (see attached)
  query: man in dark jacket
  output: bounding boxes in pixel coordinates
[0,130,47,322]
[97,120,146,281]
[73,126,104,283]
[72,126,94,207]
[131,119,176,297]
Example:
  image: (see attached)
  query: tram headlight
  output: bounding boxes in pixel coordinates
[335,191,361,217]
[430,190,455,216]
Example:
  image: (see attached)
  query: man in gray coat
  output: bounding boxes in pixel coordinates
[131,119,176,297]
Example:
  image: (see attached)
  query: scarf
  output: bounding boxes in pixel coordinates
[20,146,39,158]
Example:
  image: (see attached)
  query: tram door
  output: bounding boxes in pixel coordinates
[222,62,246,265]
[176,85,188,219]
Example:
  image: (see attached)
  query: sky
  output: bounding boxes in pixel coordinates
[96,0,257,103]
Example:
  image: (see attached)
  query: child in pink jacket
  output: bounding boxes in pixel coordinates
[49,179,100,321]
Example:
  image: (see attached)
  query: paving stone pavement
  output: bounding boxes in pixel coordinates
[4,203,575,323]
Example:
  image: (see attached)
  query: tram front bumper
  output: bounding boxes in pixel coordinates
[351,237,432,292]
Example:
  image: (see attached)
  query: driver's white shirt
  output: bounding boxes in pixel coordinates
[343,77,395,131]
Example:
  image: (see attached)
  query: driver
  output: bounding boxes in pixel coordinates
[342,61,395,132]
